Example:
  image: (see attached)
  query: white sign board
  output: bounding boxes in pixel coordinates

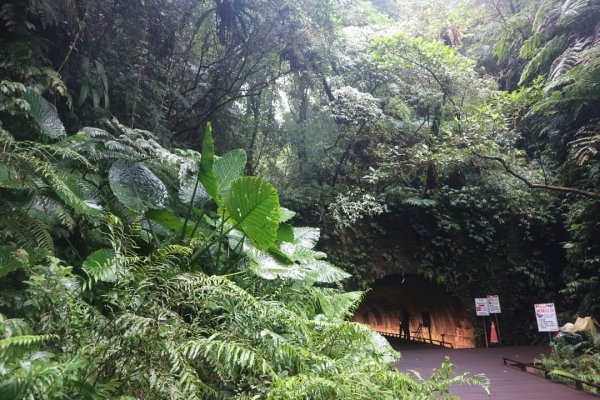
[534,303,559,332]
[487,295,501,314]
[475,298,490,316]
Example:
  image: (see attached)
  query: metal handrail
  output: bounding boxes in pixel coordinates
[375,330,454,349]
[503,357,600,391]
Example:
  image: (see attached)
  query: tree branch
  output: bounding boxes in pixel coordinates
[473,152,600,199]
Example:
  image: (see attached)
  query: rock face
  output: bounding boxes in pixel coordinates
[353,275,476,349]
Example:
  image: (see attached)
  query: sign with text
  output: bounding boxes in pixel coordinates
[534,303,559,332]
[487,295,501,314]
[475,298,490,316]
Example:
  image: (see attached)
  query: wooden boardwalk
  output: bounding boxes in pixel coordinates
[394,343,598,399]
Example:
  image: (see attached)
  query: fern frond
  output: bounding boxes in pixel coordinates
[403,197,439,207]
[536,47,600,112]
[115,313,155,337]
[568,121,600,165]
[34,161,103,217]
[0,315,32,338]
[549,35,595,80]
[82,248,119,286]
[151,245,193,271]
[0,334,58,350]
[520,35,568,84]
[17,141,95,170]
[2,210,55,253]
[167,343,220,400]
[182,334,276,378]
[27,195,76,229]
[104,140,144,159]
[0,358,62,400]
[172,273,266,312]
[270,374,346,398]
[559,0,600,28]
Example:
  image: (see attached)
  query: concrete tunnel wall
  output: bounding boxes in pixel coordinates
[353,275,476,348]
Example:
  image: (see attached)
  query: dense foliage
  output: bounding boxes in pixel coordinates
[1,118,491,398]
[268,0,600,340]
[0,1,496,398]
[1,0,600,397]
[536,328,600,394]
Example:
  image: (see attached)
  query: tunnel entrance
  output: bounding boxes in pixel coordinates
[353,275,475,348]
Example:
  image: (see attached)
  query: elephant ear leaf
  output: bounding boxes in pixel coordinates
[24,90,66,139]
[279,207,296,223]
[179,177,211,206]
[277,223,295,243]
[214,149,246,197]
[109,160,168,213]
[247,248,306,280]
[303,259,351,283]
[293,227,321,249]
[199,123,218,203]
[223,177,280,250]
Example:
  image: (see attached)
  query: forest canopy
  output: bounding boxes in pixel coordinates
[1,0,599,398]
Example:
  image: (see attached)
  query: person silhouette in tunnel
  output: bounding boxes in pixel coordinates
[401,307,411,340]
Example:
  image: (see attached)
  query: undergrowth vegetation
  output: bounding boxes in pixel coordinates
[0,15,488,392]
[0,114,489,398]
[1,0,600,397]
[536,333,600,394]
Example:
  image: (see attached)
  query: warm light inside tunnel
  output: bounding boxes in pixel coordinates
[353,275,476,348]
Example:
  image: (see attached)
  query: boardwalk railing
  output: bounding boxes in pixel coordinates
[375,330,454,349]
[503,357,600,392]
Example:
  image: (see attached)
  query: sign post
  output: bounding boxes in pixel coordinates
[475,298,490,348]
[487,295,502,344]
[534,303,559,343]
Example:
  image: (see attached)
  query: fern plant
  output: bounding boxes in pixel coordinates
[0,39,490,397]
[536,338,600,394]
[0,133,490,399]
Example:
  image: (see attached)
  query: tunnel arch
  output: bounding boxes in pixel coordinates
[353,274,476,348]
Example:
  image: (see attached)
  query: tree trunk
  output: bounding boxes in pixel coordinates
[245,94,261,175]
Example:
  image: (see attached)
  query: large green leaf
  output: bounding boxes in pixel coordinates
[199,123,218,202]
[293,227,321,249]
[0,379,18,400]
[179,176,211,206]
[277,223,295,243]
[279,207,297,223]
[109,160,168,213]
[214,149,246,197]
[228,229,304,280]
[146,209,207,239]
[301,259,351,283]
[223,177,280,250]
[280,227,326,262]
[228,224,347,283]
[247,249,307,280]
[24,90,66,139]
